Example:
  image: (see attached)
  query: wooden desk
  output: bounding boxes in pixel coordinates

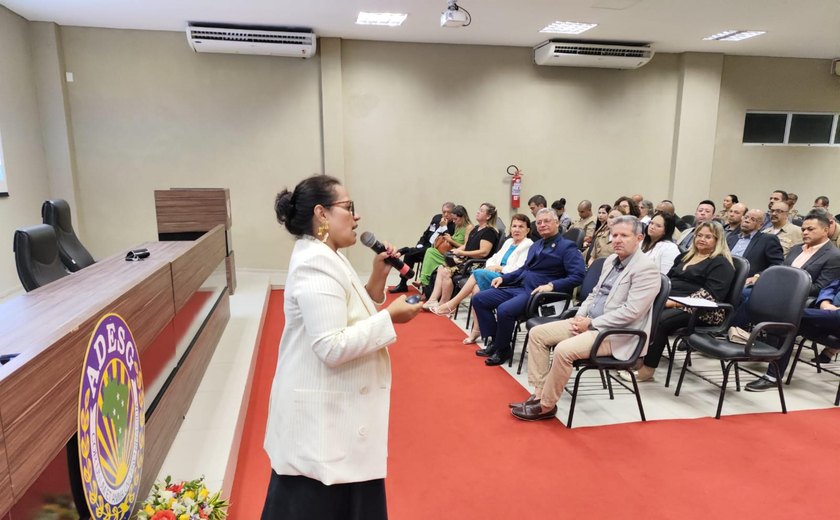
[0,225,229,517]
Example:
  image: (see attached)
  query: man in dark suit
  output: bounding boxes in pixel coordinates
[727,208,784,281]
[389,202,455,293]
[472,208,586,366]
[742,210,840,391]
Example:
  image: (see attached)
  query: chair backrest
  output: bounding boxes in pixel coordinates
[13,224,70,292]
[790,216,804,227]
[727,257,751,308]
[681,215,695,227]
[748,265,811,328]
[41,199,95,272]
[578,256,606,303]
[563,228,585,250]
[649,275,672,337]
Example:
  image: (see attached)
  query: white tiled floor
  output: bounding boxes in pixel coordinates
[158,272,840,496]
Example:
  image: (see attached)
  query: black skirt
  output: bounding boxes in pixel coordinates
[260,472,388,520]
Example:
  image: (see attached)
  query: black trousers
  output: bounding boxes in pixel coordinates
[399,247,427,282]
[260,472,388,520]
[644,308,691,368]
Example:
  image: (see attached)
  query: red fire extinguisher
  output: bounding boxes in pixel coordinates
[508,165,523,209]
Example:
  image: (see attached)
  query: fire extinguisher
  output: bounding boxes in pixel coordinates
[508,165,523,209]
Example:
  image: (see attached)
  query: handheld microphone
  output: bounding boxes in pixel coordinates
[360,231,415,278]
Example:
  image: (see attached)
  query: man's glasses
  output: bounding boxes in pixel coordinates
[327,200,355,216]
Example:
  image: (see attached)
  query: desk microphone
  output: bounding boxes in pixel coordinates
[360,231,415,278]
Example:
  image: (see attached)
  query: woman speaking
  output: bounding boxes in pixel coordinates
[262,175,422,519]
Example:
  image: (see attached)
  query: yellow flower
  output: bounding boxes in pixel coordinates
[179,515,189,520]
[144,504,155,516]
[199,488,208,500]
[184,490,195,500]
[169,498,176,507]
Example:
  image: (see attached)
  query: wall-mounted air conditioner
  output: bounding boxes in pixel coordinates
[186,23,316,58]
[533,40,654,69]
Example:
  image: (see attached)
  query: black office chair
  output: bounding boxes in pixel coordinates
[785,333,840,405]
[680,215,695,227]
[564,274,671,428]
[516,257,606,374]
[675,266,811,419]
[562,228,585,250]
[13,224,70,292]
[41,199,95,272]
[663,256,751,387]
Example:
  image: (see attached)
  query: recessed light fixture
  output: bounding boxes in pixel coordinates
[703,30,766,42]
[356,12,408,26]
[540,21,598,35]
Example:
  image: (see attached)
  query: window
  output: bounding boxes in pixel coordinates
[743,111,840,146]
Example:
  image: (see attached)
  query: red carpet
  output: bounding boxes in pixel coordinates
[231,291,840,519]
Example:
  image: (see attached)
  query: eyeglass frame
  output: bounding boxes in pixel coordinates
[325,200,355,216]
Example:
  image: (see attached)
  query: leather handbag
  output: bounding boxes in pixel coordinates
[434,234,453,254]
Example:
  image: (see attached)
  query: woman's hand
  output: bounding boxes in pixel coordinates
[452,248,464,256]
[372,240,398,276]
[387,295,423,323]
[488,265,503,273]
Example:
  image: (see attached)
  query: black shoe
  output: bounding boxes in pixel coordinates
[389,284,408,294]
[812,352,833,364]
[511,402,558,421]
[475,348,494,357]
[508,394,539,409]
[485,351,512,366]
[745,377,777,392]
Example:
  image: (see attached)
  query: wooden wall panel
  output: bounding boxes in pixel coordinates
[171,226,226,312]
[0,265,174,499]
[0,427,12,518]
[138,293,230,500]
[154,189,231,234]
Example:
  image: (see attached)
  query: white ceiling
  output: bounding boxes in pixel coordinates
[5,0,840,59]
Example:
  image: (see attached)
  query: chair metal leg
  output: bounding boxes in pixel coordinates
[664,338,675,387]
[605,370,615,399]
[734,361,741,391]
[785,338,806,384]
[517,331,530,375]
[599,369,608,389]
[628,370,646,422]
[835,380,840,406]
[772,361,787,414]
[811,339,822,374]
[465,299,473,330]
[675,349,692,397]
[715,360,734,419]
[566,367,588,428]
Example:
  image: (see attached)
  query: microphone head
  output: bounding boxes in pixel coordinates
[360,231,376,247]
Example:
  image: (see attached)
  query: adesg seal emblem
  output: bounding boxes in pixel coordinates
[78,314,145,520]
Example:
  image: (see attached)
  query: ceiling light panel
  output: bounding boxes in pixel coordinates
[703,30,766,41]
[356,12,408,26]
[540,21,598,35]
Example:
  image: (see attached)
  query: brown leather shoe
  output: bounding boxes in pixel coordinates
[511,402,558,421]
[508,394,539,409]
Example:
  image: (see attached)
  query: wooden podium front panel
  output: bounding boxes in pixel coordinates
[155,189,230,234]
[0,428,11,517]
[171,226,227,312]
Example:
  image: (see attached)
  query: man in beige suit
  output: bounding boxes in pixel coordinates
[511,215,661,421]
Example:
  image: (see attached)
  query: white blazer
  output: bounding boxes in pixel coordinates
[486,237,533,274]
[263,237,397,485]
[645,240,681,275]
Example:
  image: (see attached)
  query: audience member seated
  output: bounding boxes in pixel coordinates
[821,209,840,247]
[642,212,680,274]
[787,192,800,220]
[432,214,533,343]
[727,208,784,284]
[814,195,830,210]
[571,200,597,246]
[723,202,747,235]
[638,200,654,225]
[614,196,641,218]
[416,205,470,288]
[391,202,455,293]
[423,203,500,310]
[634,221,735,382]
[583,204,611,251]
[760,189,788,230]
[800,278,840,362]
[761,200,802,256]
[472,208,586,367]
[716,194,738,220]
[509,216,660,421]
[736,210,840,391]
[551,198,572,232]
[587,207,625,266]
[527,195,548,241]
[677,200,716,249]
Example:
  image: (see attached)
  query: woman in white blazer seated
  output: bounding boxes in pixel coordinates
[262,175,422,520]
[431,214,534,343]
[642,211,681,275]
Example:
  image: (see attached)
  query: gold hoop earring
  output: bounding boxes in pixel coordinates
[317,220,330,243]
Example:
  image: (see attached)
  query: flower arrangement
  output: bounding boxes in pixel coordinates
[135,476,229,520]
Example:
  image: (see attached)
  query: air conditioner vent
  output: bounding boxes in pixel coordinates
[186,24,316,58]
[534,40,654,69]
[551,45,650,59]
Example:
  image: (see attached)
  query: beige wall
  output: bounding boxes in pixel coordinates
[710,55,840,213]
[59,27,323,271]
[0,6,51,296]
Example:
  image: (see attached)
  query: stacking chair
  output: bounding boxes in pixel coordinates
[675,266,811,419]
[13,224,70,292]
[564,274,671,428]
[785,333,840,405]
[562,228,584,250]
[516,257,606,374]
[663,256,751,387]
[41,199,95,272]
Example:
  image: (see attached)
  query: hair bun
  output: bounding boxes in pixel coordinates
[274,189,295,224]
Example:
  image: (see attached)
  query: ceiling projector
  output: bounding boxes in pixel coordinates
[441,1,470,27]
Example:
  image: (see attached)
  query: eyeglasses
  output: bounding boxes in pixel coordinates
[770,209,788,214]
[326,200,355,216]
